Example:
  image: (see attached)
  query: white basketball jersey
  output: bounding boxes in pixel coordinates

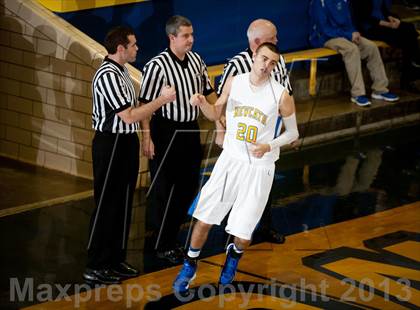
[223,72,285,164]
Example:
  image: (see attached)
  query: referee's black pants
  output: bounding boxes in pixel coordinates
[87,132,139,269]
[147,115,202,251]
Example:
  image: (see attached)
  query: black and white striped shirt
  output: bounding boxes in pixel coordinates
[139,48,213,122]
[217,48,292,95]
[92,57,138,133]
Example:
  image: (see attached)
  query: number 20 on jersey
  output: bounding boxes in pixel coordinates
[236,123,258,143]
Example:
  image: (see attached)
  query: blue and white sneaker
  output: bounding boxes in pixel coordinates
[172,259,197,294]
[219,243,242,285]
[371,92,399,102]
[351,96,371,107]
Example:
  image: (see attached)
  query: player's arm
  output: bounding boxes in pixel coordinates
[190,76,232,121]
[206,90,226,147]
[250,92,298,158]
[268,92,299,150]
[215,67,236,147]
[205,91,226,120]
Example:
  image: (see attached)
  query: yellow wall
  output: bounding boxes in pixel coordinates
[0,0,145,182]
[35,0,148,13]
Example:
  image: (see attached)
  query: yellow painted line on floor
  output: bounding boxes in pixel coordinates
[402,15,420,23]
[36,0,149,13]
[0,190,93,218]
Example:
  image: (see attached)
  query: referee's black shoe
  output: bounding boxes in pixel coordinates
[260,228,286,244]
[111,262,140,278]
[83,268,121,285]
[157,248,184,265]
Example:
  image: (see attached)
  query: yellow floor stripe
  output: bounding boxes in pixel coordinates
[0,190,93,218]
[23,203,420,309]
[36,0,149,13]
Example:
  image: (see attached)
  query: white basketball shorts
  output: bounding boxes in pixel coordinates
[193,151,275,240]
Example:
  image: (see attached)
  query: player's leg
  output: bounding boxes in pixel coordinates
[173,152,237,294]
[219,237,251,285]
[173,220,212,294]
[221,163,274,284]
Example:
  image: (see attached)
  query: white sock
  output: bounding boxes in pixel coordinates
[232,243,243,254]
[187,247,201,258]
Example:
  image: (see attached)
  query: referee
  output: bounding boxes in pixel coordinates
[217,20,292,95]
[84,26,175,285]
[139,15,217,264]
[216,19,294,244]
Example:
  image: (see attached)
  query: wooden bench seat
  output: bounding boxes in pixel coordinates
[284,47,339,96]
[207,40,390,96]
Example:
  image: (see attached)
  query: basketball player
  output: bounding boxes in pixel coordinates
[217,19,293,244]
[173,42,298,294]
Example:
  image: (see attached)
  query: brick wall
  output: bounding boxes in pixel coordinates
[0,0,148,183]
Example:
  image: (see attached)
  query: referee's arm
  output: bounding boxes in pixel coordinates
[279,55,293,96]
[138,62,164,158]
[118,85,175,124]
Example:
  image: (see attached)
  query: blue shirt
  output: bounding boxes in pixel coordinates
[371,0,392,22]
[309,0,356,47]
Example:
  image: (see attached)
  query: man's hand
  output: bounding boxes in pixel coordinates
[351,32,361,44]
[290,139,299,149]
[379,20,393,28]
[249,143,270,158]
[388,16,400,29]
[219,115,226,128]
[215,131,225,148]
[161,85,176,103]
[214,117,226,148]
[190,93,206,107]
[142,134,155,159]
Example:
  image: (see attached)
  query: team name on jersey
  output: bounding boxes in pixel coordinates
[233,105,268,125]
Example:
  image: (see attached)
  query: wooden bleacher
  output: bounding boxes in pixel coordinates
[208,14,420,96]
[207,41,390,96]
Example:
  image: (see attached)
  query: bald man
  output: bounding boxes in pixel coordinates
[215,19,294,244]
[217,19,292,96]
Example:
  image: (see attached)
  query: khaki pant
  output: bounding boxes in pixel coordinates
[325,37,388,97]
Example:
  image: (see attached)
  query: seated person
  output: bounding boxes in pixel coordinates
[309,0,399,106]
[351,0,420,92]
